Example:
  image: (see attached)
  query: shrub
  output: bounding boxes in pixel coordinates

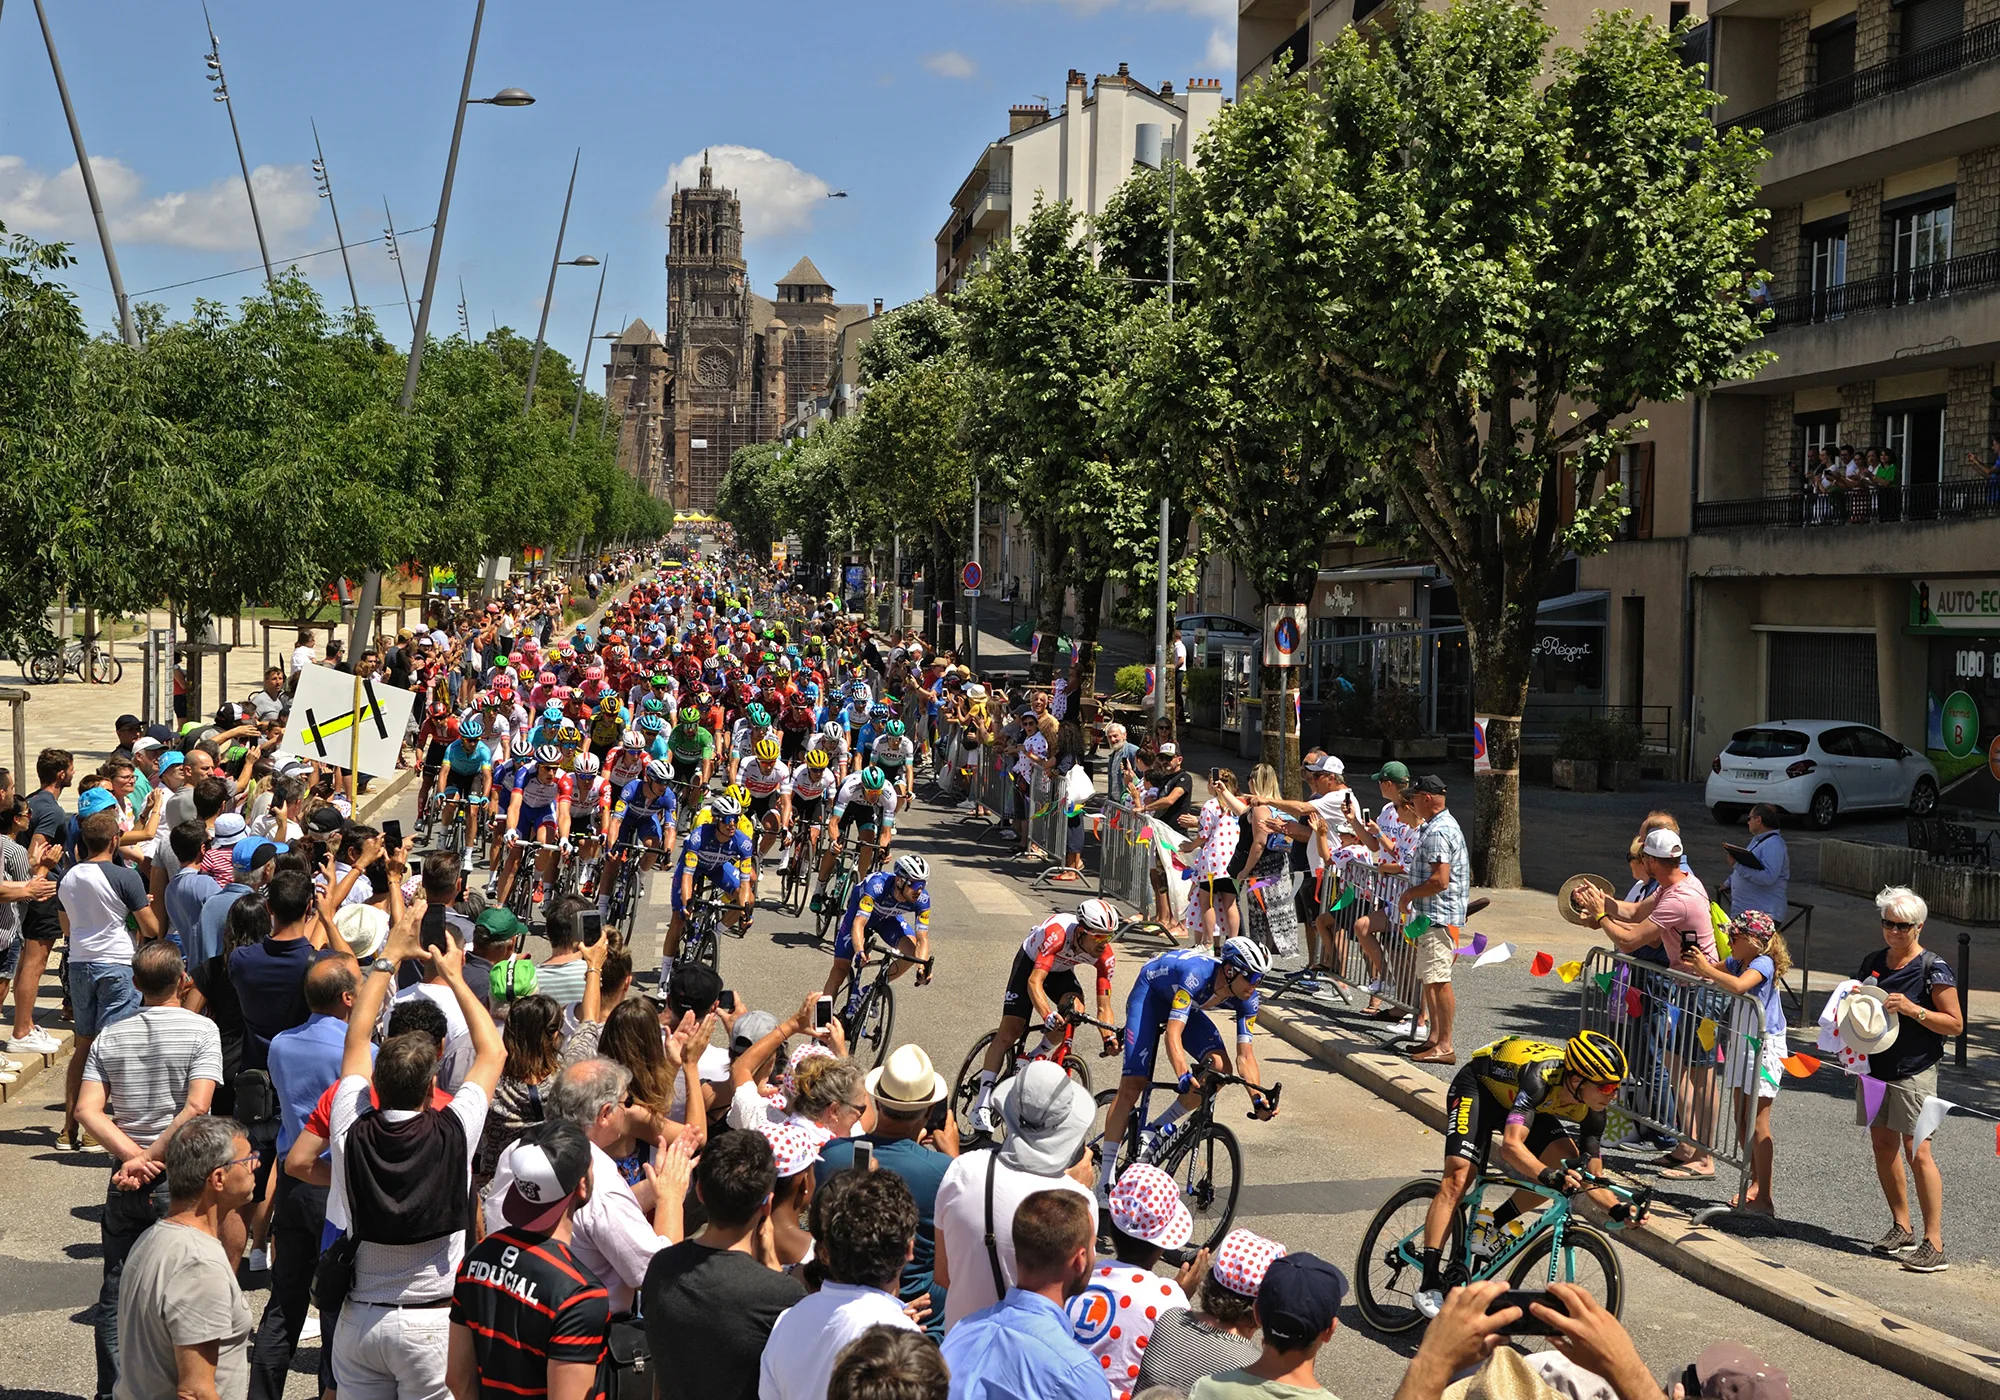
[1186,666,1221,710]
[1555,713,1643,763]
[1113,664,1149,698]
[1328,671,1373,737]
[1371,685,1424,742]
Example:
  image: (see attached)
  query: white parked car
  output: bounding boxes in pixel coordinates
[1706,719,1939,830]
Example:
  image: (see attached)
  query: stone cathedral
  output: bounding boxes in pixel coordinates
[605,153,870,512]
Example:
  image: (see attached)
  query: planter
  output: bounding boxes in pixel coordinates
[1327,735,1386,761]
[1913,856,2000,925]
[1603,760,1642,792]
[1816,839,1916,899]
[1552,758,1598,792]
[1388,737,1449,762]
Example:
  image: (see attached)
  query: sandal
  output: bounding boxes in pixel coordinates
[1659,1162,1716,1180]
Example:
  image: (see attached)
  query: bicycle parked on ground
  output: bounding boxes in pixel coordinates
[23,635,121,685]
[951,1001,1119,1144]
[836,924,931,1069]
[1353,1164,1650,1334]
[1095,1067,1282,1254]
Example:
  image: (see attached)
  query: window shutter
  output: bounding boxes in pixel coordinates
[1636,442,1656,540]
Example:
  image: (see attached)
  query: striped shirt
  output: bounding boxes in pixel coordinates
[82,1005,224,1147]
[451,1228,609,1400]
[1132,1308,1262,1395]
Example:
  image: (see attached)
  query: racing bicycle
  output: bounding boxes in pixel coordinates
[811,832,877,947]
[675,889,728,978]
[835,924,931,1070]
[1353,1163,1650,1334]
[501,838,567,925]
[779,814,823,918]
[950,1002,1119,1144]
[1095,1068,1282,1254]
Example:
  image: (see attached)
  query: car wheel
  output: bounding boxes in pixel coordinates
[1808,786,1838,830]
[1711,804,1742,825]
[1908,778,1938,816]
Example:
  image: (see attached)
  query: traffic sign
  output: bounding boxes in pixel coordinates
[962,561,983,592]
[283,667,419,777]
[1264,604,1306,668]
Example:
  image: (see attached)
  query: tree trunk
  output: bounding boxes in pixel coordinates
[1027,515,1067,684]
[1464,609,1533,888]
[1257,661,1302,799]
[1069,570,1106,703]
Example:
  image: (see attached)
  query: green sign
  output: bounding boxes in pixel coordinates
[1941,690,1982,759]
[1910,580,2000,631]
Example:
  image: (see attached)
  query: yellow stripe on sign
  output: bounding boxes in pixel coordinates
[301,703,380,752]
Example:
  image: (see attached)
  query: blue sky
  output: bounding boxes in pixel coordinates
[1,0,1230,380]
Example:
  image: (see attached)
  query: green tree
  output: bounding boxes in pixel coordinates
[715,441,789,557]
[1245,0,1767,880]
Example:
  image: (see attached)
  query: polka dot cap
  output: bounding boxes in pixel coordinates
[1108,1163,1193,1249]
[1211,1227,1286,1297]
[754,1119,823,1178]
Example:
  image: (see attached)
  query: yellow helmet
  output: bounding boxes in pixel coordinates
[1564,1030,1629,1084]
[724,782,752,808]
[804,746,830,769]
[755,737,781,764]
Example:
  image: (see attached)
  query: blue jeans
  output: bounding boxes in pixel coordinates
[70,961,140,1039]
[96,1174,172,1397]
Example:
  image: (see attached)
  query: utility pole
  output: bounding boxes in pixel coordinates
[33,0,137,346]
[203,4,275,290]
[383,200,417,336]
[969,478,981,674]
[311,120,361,319]
[1152,146,1178,731]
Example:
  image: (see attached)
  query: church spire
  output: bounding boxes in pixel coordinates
[700,150,712,190]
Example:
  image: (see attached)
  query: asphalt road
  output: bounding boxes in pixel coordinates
[0,780,1959,1398]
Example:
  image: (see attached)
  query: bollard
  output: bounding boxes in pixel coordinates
[1958,929,1971,1070]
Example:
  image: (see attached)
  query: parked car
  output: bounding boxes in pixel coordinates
[1174,613,1257,638]
[1705,719,1939,830]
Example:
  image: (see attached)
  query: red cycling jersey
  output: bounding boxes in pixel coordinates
[1022,914,1114,994]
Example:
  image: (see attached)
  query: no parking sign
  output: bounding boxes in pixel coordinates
[1263,604,1305,668]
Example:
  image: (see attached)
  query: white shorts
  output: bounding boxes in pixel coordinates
[1723,1017,1787,1100]
[1416,927,1458,986]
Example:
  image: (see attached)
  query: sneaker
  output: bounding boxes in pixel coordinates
[246,1247,269,1274]
[0,1054,22,1071]
[1364,978,1386,995]
[1414,1289,1445,1319]
[0,1069,16,1085]
[1900,1240,1948,1273]
[7,1029,59,1056]
[1871,1224,1918,1256]
[970,1102,1001,1136]
[956,800,978,812]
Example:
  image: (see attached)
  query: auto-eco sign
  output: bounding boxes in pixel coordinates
[1911,580,2000,631]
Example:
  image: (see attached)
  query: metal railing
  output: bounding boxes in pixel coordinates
[1766,249,2000,328]
[1520,701,1675,749]
[1577,948,1765,1225]
[1694,476,2000,530]
[1723,19,2000,138]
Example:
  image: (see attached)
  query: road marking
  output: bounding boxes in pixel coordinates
[957,875,1030,916]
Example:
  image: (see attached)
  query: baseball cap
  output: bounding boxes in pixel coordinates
[1305,753,1344,776]
[1411,774,1448,796]
[1210,1228,1286,1297]
[159,751,186,773]
[76,788,118,818]
[1156,742,1178,758]
[1256,1252,1346,1349]
[115,714,142,731]
[1108,1163,1194,1248]
[211,813,247,848]
[1371,760,1412,785]
[306,807,348,836]
[234,837,287,871]
[730,1010,780,1057]
[1641,828,1685,860]
[754,1119,824,1178]
[496,1121,592,1232]
[132,736,165,756]
[474,905,528,945]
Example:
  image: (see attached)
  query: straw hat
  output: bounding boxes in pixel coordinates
[1558,873,1617,928]
[1837,985,1899,1056]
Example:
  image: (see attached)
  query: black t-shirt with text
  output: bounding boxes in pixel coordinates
[452,1228,609,1400]
[1151,770,1195,826]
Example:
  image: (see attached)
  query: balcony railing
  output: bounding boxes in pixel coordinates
[1694,480,2000,530]
[1764,248,2000,328]
[1723,19,2000,138]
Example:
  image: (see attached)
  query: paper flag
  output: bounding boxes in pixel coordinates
[1556,960,1584,983]
[1473,941,1515,969]
[1625,987,1644,1018]
[1529,951,1556,977]
[1759,1065,1782,1089]
[1994,1123,1999,1157]
[1594,971,1615,994]
[1403,913,1433,943]
[1780,1053,1820,1078]
[1697,1019,1718,1053]
[1913,1096,1955,1147]
[1454,932,1491,960]
[1329,886,1355,912]
[1859,1075,1888,1125]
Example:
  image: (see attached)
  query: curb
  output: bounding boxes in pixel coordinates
[1258,1002,2000,1400]
[0,1025,75,1104]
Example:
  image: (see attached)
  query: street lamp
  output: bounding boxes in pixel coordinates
[310,119,361,320]
[568,260,611,441]
[202,4,275,290]
[474,87,535,107]
[381,200,417,335]
[524,149,593,414]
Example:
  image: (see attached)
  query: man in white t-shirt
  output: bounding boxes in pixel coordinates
[61,807,162,1146]
[1170,628,1189,724]
[934,1060,1097,1329]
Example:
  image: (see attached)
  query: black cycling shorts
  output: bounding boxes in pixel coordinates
[1443,1063,1583,1168]
[422,739,449,774]
[839,800,881,831]
[749,792,780,821]
[1000,949,1083,1021]
[792,793,827,826]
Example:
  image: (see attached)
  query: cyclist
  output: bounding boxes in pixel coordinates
[1412,1031,1632,1318]
[1098,939,1277,1193]
[869,717,916,802]
[738,736,792,870]
[969,897,1122,1134]
[814,763,897,906]
[485,735,538,885]
[438,715,494,861]
[786,745,837,876]
[603,726,650,792]
[415,702,456,819]
[568,751,611,869]
[728,702,776,784]
[496,744,574,914]
[667,705,716,795]
[823,852,933,1003]
[667,793,754,972]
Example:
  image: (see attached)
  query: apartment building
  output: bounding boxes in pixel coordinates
[934,65,1225,293]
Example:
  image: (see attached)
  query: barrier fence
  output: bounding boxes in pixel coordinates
[1576,946,1761,1223]
[1316,861,1423,1019]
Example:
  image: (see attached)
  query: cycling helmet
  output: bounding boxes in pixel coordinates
[1076,897,1119,935]
[678,706,702,726]
[511,736,537,759]
[651,673,670,687]
[641,697,666,714]
[708,794,742,819]
[622,728,644,749]
[724,782,752,808]
[543,702,564,722]
[459,716,485,740]
[870,703,893,723]
[644,759,673,783]
[533,744,563,765]
[746,702,771,728]
[638,713,664,734]
[556,723,582,745]
[883,719,906,739]
[821,719,846,740]
[1564,1030,1630,1084]
[755,737,781,764]
[1219,937,1272,982]
[428,701,451,720]
[442,717,462,744]
[860,765,887,792]
[803,746,830,769]
[892,853,929,885]
[573,753,600,775]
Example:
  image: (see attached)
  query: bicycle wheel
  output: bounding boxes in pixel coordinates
[1159,1121,1241,1253]
[89,649,120,685]
[1355,1178,1463,1335]
[27,649,61,685]
[1055,1048,1095,1099]
[847,980,896,1068]
[815,872,847,946]
[951,1033,1008,1141]
[1506,1224,1624,1319]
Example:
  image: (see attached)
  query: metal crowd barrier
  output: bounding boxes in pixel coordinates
[1096,799,1154,915]
[1577,946,1761,1224]
[1311,860,1424,1018]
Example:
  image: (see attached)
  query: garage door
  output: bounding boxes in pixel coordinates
[1766,632,1879,724]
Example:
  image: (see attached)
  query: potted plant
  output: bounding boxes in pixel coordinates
[1324,671,1383,759]
[1598,717,1644,791]
[1552,714,1601,792]
[1373,684,1448,760]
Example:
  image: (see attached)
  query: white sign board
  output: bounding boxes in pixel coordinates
[691,438,709,449]
[284,666,419,777]
[1263,604,1307,669]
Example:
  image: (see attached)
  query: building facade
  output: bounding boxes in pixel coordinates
[610,156,870,511]
[935,64,1226,293]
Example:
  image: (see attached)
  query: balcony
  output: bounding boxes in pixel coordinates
[1725,20,2000,140]
[1695,481,2000,531]
[969,176,1011,232]
[1767,249,2000,327]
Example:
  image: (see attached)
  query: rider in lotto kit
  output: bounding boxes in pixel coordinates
[822,852,934,1003]
[497,744,574,913]
[665,794,754,969]
[1096,940,1278,1192]
[969,897,1122,1134]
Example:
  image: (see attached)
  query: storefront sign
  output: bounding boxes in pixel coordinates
[1531,635,1593,664]
[1925,635,2000,806]
[1312,576,1416,620]
[1910,580,2000,631]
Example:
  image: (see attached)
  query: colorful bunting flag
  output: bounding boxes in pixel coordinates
[1594,970,1616,994]
[1329,886,1356,913]
[1402,913,1433,943]
[1624,987,1644,1018]
[1528,951,1556,977]
[1780,1053,1820,1078]
[1858,1074,1887,1125]
[1556,960,1584,983]
[1914,1096,1954,1147]
[1472,942,1514,969]
[1696,1019,1718,1053]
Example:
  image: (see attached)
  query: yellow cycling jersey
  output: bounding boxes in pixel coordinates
[1469,1037,1591,1126]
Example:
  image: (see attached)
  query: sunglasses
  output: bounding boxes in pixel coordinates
[1881,919,1917,931]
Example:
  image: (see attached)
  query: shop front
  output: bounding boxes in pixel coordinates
[1913,578,2000,810]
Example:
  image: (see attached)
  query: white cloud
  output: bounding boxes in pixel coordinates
[658,146,832,241]
[923,49,979,79]
[1203,26,1233,71]
[0,153,318,252]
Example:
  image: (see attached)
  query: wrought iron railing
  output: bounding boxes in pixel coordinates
[1723,19,2000,138]
[1694,479,2000,530]
[1764,248,2000,327]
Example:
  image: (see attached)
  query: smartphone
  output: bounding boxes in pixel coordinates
[853,1140,874,1172]
[407,856,423,881]
[718,989,737,1013]
[383,819,404,852]
[1488,1288,1568,1335]
[578,909,604,948]
[813,995,834,1032]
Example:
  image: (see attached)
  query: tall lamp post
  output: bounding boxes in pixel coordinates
[310,120,361,319]
[352,0,531,672]
[32,0,137,346]
[523,149,595,414]
[381,201,418,335]
[202,4,275,290]
[569,261,610,440]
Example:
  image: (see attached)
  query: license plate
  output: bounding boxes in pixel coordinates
[1731,768,1769,780]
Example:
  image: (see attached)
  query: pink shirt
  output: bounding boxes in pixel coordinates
[1646,875,1716,963]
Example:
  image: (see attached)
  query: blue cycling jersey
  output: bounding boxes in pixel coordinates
[442,739,491,775]
[681,820,753,876]
[612,778,678,830]
[844,870,932,933]
[1133,948,1259,1039]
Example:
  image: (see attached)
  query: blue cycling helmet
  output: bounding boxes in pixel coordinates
[638,713,665,734]
[458,716,484,740]
[543,702,563,722]
[870,703,893,723]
